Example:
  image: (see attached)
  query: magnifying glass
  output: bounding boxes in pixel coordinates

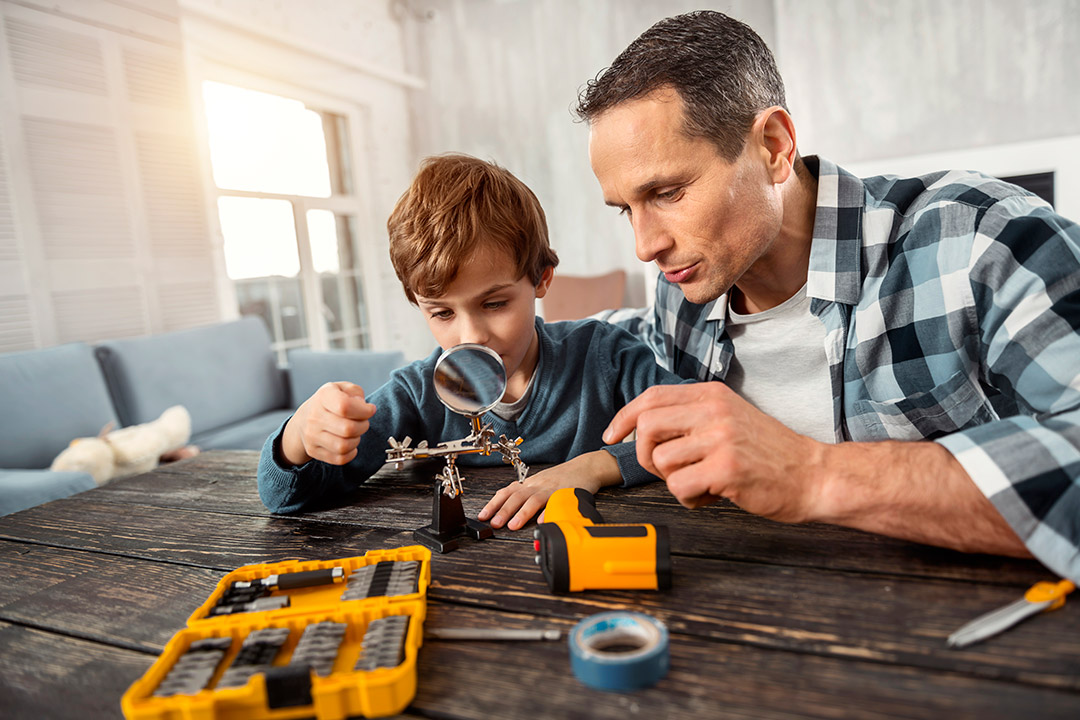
[389,343,525,553]
[432,344,507,418]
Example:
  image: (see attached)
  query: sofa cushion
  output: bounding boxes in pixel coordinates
[95,317,287,435]
[0,469,96,516]
[190,408,295,451]
[0,343,120,469]
[286,348,406,408]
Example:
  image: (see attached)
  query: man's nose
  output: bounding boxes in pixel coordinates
[633,210,672,263]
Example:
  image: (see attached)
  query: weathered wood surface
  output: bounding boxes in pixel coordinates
[92,451,1051,585]
[0,541,218,651]
[418,606,1080,720]
[0,621,155,720]
[5,605,1076,720]
[1,450,1077,718]
[0,620,426,720]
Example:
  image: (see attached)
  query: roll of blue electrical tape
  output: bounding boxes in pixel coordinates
[568,611,669,692]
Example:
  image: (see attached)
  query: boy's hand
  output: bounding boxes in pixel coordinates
[477,450,622,531]
[279,382,377,467]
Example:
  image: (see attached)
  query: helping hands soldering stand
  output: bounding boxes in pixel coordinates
[384,344,529,553]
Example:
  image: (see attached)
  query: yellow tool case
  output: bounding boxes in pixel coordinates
[121,546,432,720]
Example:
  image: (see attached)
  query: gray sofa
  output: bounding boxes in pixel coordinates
[0,343,118,515]
[0,317,405,516]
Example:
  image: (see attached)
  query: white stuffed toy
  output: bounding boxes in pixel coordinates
[50,405,198,486]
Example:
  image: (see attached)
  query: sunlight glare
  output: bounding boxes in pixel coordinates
[202,81,331,197]
[218,197,300,280]
[307,210,340,274]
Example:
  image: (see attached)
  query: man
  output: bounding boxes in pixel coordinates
[580,10,1080,580]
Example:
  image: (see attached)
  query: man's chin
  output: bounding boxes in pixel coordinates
[674,280,725,306]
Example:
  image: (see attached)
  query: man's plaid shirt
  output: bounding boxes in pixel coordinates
[598,156,1080,581]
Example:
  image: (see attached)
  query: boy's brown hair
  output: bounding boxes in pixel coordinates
[388,153,559,303]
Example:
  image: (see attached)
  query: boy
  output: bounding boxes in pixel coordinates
[257,154,682,530]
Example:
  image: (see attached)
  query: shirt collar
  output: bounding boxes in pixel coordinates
[705,293,729,322]
[700,155,865,322]
[805,156,865,306]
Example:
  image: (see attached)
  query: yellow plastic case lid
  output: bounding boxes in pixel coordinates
[121,545,432,720]
[188,546,431,626]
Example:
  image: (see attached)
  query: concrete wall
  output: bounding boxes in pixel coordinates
[778,0,1080,163]
[9,1,1073,357]
[399,0,1080,307]
[196,0,409,72]
[399,0,777,306]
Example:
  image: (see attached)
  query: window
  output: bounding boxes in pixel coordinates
[201,81,369,361]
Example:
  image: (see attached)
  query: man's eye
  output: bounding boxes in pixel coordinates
[618,205,632,217]
[656,188,682,201]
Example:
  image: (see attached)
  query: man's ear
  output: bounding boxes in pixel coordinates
[534,266,555,298]
[753,107,797,185]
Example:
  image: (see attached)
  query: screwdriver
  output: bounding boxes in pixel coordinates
[947,579,1075,648]
[232,567,345,591]
[426,628,561,641]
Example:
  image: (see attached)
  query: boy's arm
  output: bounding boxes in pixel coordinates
[257,370,427,514]
[477,449,622,531]
[281,381,375,466]
[601,441,659,487]
[257,421,352,514]
[479,324,684,529]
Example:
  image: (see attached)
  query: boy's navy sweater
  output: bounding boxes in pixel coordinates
[258,317,683,514]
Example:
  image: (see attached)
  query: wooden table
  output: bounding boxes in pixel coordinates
[1,450,1078,719]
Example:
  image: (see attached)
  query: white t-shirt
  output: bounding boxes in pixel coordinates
[492,362,536,423]
[723,284,836,443]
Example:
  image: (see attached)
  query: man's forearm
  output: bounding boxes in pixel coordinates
[811,439,1031,557]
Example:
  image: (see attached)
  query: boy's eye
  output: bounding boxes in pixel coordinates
[429,309,453,320]
[484,301,507,310]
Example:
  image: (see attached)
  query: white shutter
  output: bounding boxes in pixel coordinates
[5,16,108,96]
[0,2,220,350]
[127,41,219,332]
[52,285,145,343]
[157,281,217,330]
[136,130,207,257]
[0,295,35,351]
[136,128,219,329]
[23,116,133,260]
[0,132,19,262]
[123,44,185,109]
[0,131,36,352]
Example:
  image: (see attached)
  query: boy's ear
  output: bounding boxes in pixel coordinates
[534,266,555,298]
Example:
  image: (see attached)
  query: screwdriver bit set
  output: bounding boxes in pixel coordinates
[122,546,431,720]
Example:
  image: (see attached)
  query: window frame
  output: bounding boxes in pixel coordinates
[186,61,383,361]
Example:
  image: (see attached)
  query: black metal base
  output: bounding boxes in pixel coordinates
[412,479,494,553]
[413,517,493,554]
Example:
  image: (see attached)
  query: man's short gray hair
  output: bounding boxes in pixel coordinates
[576,10,788,162]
